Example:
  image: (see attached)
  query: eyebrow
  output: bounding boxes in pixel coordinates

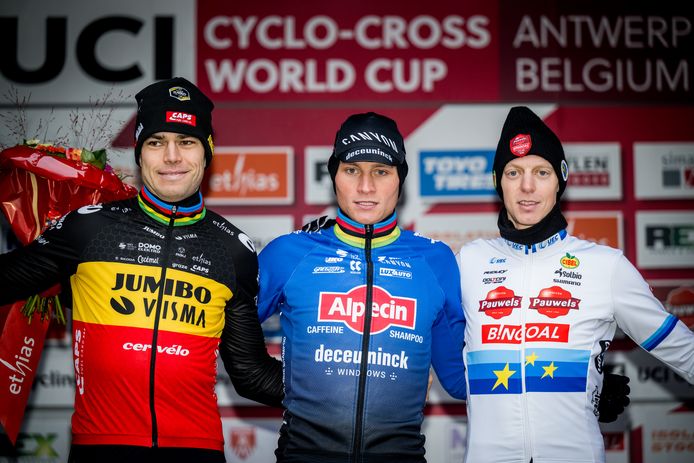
[149,133,195,140]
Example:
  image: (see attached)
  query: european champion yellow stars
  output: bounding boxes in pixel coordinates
[541,361,558,379]
[492,363,516,391]
[491,353,559,391]
[525,352,539,366]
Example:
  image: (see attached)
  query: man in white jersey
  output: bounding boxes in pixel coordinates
[458,106,694,463]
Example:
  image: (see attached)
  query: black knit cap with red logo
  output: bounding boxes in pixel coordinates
[133,77,215,166]
[492,106,569,199]
[327,112,408,195]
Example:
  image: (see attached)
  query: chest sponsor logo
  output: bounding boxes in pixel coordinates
[482,276,506,284]
[122,342,190,356]
[318,285,416,334]
[489,257,506,264]
[138,242,162,254]
[482,323,570,344]
[553,267,582,286]
[377,256,412,268]
[118,242,136,251]
[313,265,345,274]
[380,267,413,279]
[560,253,580,269]
[478,286,522,319]
[325,257,343,263]
[529,286,581,318]
[110,273,211,328]
[143,226,165,239]
[350,260,362,272]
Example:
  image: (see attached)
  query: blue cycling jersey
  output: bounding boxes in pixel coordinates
[258,211,466,463]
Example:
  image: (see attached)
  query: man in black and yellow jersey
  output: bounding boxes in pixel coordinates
[0,77,283,463]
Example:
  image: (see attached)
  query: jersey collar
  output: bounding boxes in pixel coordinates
[504,229,568,255]
[333,209,400,249]
[137,185,206,226]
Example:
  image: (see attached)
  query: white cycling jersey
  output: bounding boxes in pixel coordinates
[459,230,694,463]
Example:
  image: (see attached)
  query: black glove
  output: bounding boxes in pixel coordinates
[301,215,335,232]
[598,372,631,423]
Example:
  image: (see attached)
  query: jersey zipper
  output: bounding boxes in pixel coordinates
[521,249,533,462]
[148,205,177,447]
[352,224,374,462]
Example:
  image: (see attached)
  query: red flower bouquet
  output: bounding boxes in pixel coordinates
[0,141,136,443]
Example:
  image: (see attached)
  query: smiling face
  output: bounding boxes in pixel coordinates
[501,155,559,229]
[334,161,399,225]
[139,132,206,202]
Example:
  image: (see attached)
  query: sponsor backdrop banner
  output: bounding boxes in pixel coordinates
[634,143,694,199]
[1,1,693,462]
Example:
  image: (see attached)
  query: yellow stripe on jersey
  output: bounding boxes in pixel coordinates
[71,261,232,338]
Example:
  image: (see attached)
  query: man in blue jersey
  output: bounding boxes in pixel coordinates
[256,112,467,463]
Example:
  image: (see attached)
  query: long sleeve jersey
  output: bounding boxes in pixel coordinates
[0,188,283,451]
[257,211,466,463]
[459,230,694,463]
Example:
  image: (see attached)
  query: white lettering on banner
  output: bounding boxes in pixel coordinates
[513,15,692,49]
[1,336,35,396]
[209,155,280,194]
[512,15,692,94]
[202,14,491,94]
[206,58,447,93]
[516,57,689,93]
[423,155,494,191]
[204,15,491,50]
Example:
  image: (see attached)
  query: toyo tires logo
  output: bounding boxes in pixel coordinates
[318,285,417,334]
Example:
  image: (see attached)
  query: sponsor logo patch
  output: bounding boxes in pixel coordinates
[510,133,531,157]
[482,323,570,344]
[529,286,581,318]
[478,286,522,319]
[380,268,413,279]
[560,253,580,269]
[166,111,196,126]
[318,285,416,334]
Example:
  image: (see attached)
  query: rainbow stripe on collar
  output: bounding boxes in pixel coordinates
[137,186,206,227]
[333,209,400,249]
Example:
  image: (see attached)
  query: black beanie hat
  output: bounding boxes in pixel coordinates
[134,77,215,166]
[327,112,408,195]
[493,106,569,199]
